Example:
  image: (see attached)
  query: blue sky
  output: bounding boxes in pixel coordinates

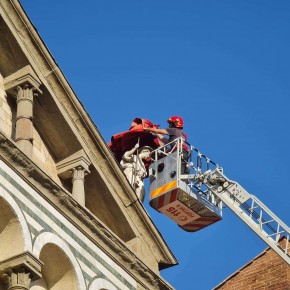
[21,1,290,289]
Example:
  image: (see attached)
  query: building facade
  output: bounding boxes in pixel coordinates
[0,1,177,289]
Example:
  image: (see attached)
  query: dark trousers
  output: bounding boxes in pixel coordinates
[181,150,189,175]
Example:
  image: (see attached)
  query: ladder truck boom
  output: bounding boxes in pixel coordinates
[148,137,290,266]
[201,168,290,265]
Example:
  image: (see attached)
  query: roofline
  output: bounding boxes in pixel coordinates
[213,248,269,289]
[213,236,289,289]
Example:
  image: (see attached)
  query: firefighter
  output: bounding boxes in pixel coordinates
[143,116,189,174]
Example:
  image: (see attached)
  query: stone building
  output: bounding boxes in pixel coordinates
[213,238,290,290]
[0,1,177,289]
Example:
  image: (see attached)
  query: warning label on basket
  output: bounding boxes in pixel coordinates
[159,200,200,226]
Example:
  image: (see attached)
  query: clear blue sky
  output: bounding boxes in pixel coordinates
[21,1,290,289]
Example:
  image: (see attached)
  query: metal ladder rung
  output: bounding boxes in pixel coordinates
[267,231,285,238]
[261,219,274,225]
[195,157,290,265]
[249,206,259,211]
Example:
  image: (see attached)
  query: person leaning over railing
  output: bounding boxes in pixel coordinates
[143,116,189,174]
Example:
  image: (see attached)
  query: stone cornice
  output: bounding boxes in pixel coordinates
[0,132,174,289]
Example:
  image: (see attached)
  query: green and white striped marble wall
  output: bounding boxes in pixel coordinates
[0,159,137,290]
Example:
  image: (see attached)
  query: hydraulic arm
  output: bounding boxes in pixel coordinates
[148,137,290,265]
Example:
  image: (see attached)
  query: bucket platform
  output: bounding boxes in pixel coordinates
[148,139,222,232]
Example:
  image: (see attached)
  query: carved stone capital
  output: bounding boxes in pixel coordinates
[56,149,91,180]
[0,252,43,290]
[3,65,42,98]
[72,166,87,182]
[5,270,31,290]
[16,85,36,104]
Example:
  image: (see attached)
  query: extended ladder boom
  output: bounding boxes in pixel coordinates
[201,169,290,265]
[148,137,290,266]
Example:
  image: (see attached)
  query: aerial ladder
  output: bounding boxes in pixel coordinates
[148,137,290,266]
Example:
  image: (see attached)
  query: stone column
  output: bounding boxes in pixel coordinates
[15,84,37,157]
[5,269,32,290]
[0,252,42,290]
[71,166,87,205]
[56,149,91,207]
[3,65,42,158]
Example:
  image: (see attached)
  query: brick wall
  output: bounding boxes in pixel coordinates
[215,244,290,290]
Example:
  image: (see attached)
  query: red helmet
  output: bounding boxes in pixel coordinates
[167,116,184,128]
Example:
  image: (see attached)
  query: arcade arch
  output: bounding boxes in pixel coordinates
[32,232,86,290]
[89,278,118,290]
[0,192,32,260]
